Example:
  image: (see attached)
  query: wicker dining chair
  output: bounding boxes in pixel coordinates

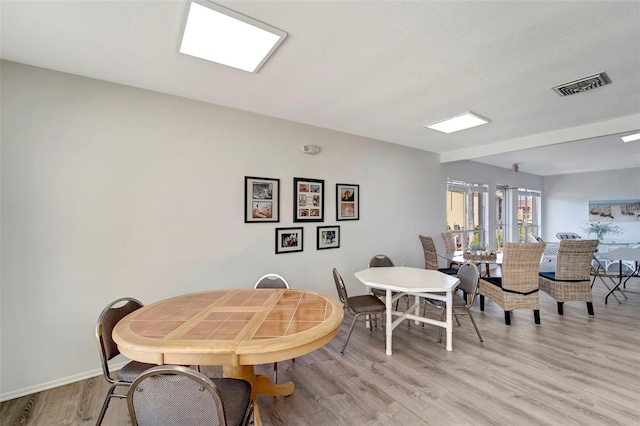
[539,239,599,315]
[418,235,458,275]
[127,365,253,426]
[332,268,386,355]
[254,274,291,383]
[441,231,461,271]
[479,242,546,325]
[96,297,157,425]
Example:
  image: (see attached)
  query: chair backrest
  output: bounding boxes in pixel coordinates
[456,263,480,301]
[332,268,349,307]
[441,231,456,252]
[96,297,144,376]
[528,233,544,243]
[418,235,438,270]
[555,239,599,280]
[441,232,456,267]
[368,254,394,268]
[128,365,227,426]
[501,242,546,293]
[254,273,289,289]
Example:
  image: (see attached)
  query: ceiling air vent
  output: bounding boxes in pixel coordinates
[552,72,611,97]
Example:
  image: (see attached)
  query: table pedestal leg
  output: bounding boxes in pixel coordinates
[385,289,393,355]
[445,290,453,351]
[223,365,295,426]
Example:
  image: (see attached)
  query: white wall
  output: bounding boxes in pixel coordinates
[0,60,554,400]
[1,61,454,399]
[543,168,640,241]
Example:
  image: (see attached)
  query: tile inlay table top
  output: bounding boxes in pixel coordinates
[113,288,343,425]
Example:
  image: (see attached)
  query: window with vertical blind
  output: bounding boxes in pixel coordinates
[496,185,507,251]
[517,188,541,242]
[446,180,489,250]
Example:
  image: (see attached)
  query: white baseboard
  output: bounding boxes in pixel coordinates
[0,360,128,402]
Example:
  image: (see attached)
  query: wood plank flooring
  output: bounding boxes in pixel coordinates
[2,278,639,425]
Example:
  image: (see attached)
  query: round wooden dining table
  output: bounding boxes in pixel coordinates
[113,288,343,425]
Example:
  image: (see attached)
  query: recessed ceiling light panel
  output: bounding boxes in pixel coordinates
[424,112,490,134]
[179,1,287,73]
[621,132,640,143]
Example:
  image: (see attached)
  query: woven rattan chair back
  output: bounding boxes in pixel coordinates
[368,255,395,268]
[501,242,546,294]
[441,231,456,253]
[128,366,228,426]
[254,273,290,289]
[555,239,599,280]
[418,235,439,270]
[441,232,457,266]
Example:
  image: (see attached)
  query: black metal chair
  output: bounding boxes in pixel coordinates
[254,273,292,383]
[127,365,253,426]
[95,297,156,425]
[367,254,397,302]
[424,263,483,343]
[254,273,290,289]
[332,268,386,355]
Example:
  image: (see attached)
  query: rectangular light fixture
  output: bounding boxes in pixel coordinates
[621,132,640,143]
[424,112,490,134]
[179,1,287,73]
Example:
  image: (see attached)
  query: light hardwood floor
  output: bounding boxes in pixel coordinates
[2,278,639,425]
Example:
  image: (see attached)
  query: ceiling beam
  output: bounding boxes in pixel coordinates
[439,114,640,163]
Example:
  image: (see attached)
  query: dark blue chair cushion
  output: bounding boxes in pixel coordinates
[539,271,556,280]
[482,276,502,288]
[438,267,459,276]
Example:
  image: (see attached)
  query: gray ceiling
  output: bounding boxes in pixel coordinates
[2,1,639,176]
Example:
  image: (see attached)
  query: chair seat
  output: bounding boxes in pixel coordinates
[539,271,588,283]
[348,295,386,313]
[371,288,396,297]
[482,276,503,288]
[118,361,158,383]
[210,378,252,426]
[539,271,555,280]
[438,267,459,275]
[427,293,467,308]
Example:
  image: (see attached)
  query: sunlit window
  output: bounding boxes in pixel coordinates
[446,180,489,250]
[517,188,541,242]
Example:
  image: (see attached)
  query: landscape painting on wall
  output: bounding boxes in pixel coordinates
[588,199,640,222]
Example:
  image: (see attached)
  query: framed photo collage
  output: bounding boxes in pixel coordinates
[245,176,359,254]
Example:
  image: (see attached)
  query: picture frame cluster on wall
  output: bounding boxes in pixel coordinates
[244,176,357,254]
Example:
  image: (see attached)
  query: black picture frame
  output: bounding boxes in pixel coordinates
[336,183,359,221]
[293,177,324,222]
[275,227,304,254]
[317,225,340,250]
[245,176,280,223]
